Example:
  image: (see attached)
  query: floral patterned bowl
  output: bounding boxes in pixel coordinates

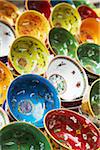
[77,5,98,20]
[9,36,50,75]
[0,61,13,104]
[7,74,60,128]
[0,107,9,130]
[77,43,100,77]
[16,10,50,43]
[0,121,52,150]
[0,20,16,57]
[44,109,100,150]
[50,3,81,35]
[45,56,88,107]
[79,17,100,44]
[25,0,51,19]
[48,27,78,58]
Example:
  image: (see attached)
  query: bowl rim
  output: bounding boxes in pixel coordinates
[0,121,53,150]
[9,35,50,75]
[0,107,9,128]
[45,55,88,101]
[44,108,100,150]
[76,42,100,77]
[7,74,61,128]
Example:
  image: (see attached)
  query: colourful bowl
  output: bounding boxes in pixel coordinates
[0,0,19,26]
[25,0,51,19]
[7,74,60,128]
[9,36,50,75]
[73,0,96,9]
[0,107,9,130]
[44,109,100,150]
[16,10,50,43]
[0,122,52,150]
[0,61,13,105]
[79,18,100,44]
[50,3,81,35]
[0,20,16,57]
[77,43,100,77]
[50,0,74,7]
[46,56,88,103]
[48,27,78,58]
[78,5,98,20]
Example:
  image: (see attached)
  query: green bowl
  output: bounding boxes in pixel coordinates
[0,122,52,150]
[77,43,100,77]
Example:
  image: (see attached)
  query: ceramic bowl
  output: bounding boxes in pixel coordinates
[0,0,19,26]
[0,107,9,130]
[25,0,51,19]
[9,36,50,75]
[0,20,16,57]
[7,74,60,128]
[50,3,81,35]
[0,122,52,150]
[0,61,13,105]
[45,56,88,106]
[77,43,100,77]
[44,109,100,150]
[93,8,100,17]
[78,5,98,20]
[50,0,74,7]
[16,10,50,43]
[73,0,96,9]
[48,27,78,58]
[79,17,100,44]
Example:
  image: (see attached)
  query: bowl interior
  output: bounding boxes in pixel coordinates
[44,109,100,150]
[0,122,52,150]
[49,27,78,58]
[9,36,49,75]
[46,56,87,100]
[90,79,100,119]
[7,74,60,128]
[77,43,100,76]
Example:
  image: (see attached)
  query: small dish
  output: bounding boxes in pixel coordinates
[79,17,100,44]
[0,107,9,130]
[16,10,50,43]
[45,56,88,102]
[0,121,52,150]
[44,109,100,150]
[50,3,81,35]
[78,5,98,20]
[48,27,78,58]
[7,74,60,128]
[0,61,13,104]
[9,36,50,75]
[77,43,100,77]
[0,20,16,57]
[25,0,51,19]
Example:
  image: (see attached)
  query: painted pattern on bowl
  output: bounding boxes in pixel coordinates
[7,74,60,128]
[0,107,9,130]
[44,109,100,150]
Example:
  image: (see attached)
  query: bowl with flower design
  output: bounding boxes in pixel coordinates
[44,109,100,150]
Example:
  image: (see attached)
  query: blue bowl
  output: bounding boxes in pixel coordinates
[7,74,60,128]
[50,0,74,7]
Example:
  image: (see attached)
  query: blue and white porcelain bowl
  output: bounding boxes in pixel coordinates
[7,74,60,128]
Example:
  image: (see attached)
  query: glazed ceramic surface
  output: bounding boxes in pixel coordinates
[0,0,19,25]
[26,0,51,19]
[89,79,100,119]
[16,10,50,42]
[78,5,98,20]
[0,20,15,57]
[49,27,78,57]
[73,0,96,9]
[46,56,88,101]
[44,109,100,150]
[79,18,100,44]
[7,74,60,128]
[0,122,52,150]
[77,43,100,76]
[0,61,13,104]
[0,107,9,130]
[50,0,74,7]
[50,3,81,35]
[9,36,50,75]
